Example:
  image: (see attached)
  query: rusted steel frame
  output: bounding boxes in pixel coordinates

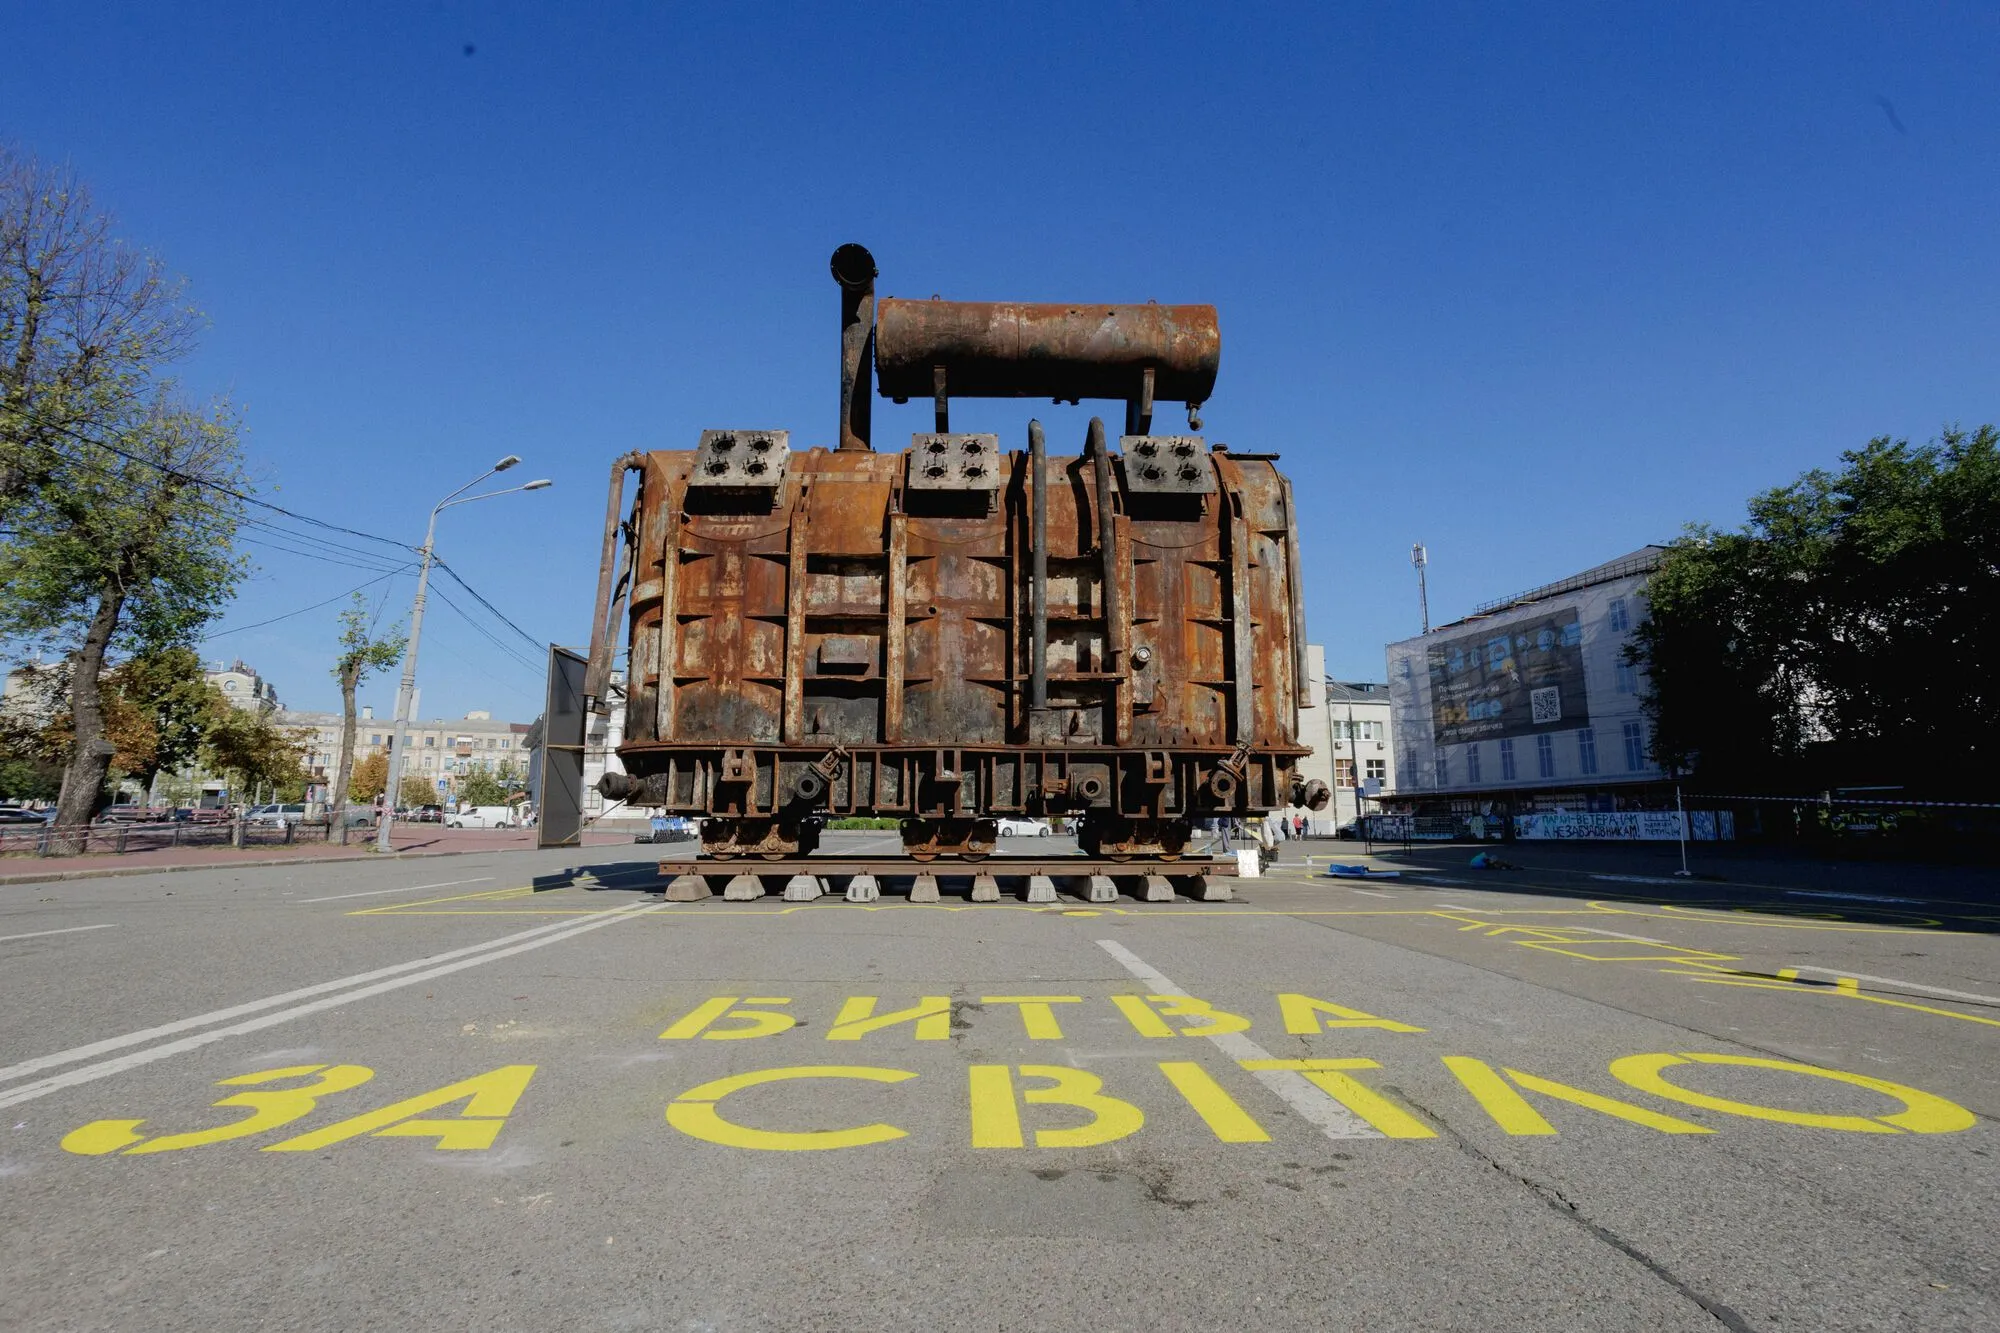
[653,477,688,745]
[586,451,647,711]
[1028,420,1049,726]
[1277,473,1310,743]
[884,510,907,742]
[876,300,1220,406]
[832,244,876,451]
[1085,419,1127,746]
[782,493,811,742]
[1113,514,1136,749]
[1218,462,1256,744]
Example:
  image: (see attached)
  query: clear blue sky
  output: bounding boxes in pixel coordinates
[9,2,1995,721]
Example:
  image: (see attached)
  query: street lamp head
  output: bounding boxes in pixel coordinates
[494,455,521,472]
[522,479,553,491]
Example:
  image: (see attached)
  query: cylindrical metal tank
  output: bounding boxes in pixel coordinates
[875,299,1220,405]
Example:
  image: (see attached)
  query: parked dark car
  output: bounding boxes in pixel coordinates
[170,807,231,824]
[0,807,53,825]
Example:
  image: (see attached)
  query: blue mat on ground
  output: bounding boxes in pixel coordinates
[1324,864,1400,879]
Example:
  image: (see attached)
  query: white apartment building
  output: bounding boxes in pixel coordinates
[280,705,533,804]
[205,660,280,713]
[1292,645,1396,833]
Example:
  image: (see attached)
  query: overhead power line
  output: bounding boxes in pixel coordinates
[201,570,408,641]
[429,557,547,653]
[8,407,419,552]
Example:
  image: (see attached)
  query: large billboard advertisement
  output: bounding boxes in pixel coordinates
[1427,608,1588,743]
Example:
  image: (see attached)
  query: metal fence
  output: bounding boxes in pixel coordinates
[0,818,342,859]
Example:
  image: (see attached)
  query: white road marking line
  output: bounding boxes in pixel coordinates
[1789,966,2000,1007]
[299,876,496,904]
[1591,874,1690,886]
[1783,890,1923,905]
[1095,938,1381,1140]
[1350,888,1393,899]
[0,924,117,945]
[1570,926,1673,945]
[0,901,666,1110]
[0,908,639,1088]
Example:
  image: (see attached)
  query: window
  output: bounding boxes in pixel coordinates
[1365,758,1385,783]
[1535,734,1555,778]
[1608,598,1629,632]
[1615,662,1637,694]
[1578,728,1598,775]
[1499,738,1517,780]
[1434,752,1448,786]
[1623,721,1647,771]
[424,735,436,747]
[1335,758,1355,788]
[1464,744,1481,784]
[370,734,381,746]
[1405,746,1418,780]
[501,739,510,750]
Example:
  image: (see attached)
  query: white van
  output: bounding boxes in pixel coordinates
[445,806,515,829]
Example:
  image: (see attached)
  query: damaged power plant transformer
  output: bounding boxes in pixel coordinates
[585,246,1329,863]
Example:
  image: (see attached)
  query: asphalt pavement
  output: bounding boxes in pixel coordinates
[2,831,1996,1331]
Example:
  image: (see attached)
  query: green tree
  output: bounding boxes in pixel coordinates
[327,593,405,823]
[398,774,435,809]
[1632,426,1999,795]
[1,144,200,513]
[103,646,213,799]
[458,768,508,807]
[199,690,309,804]
[0,397,247,836]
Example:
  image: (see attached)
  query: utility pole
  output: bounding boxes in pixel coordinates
[374,458,551,853]
[1412,542,1430,634]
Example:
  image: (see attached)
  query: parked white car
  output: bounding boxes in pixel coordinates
[996,817,1052,837]
[446,806,515,829]
[246,803,307,827]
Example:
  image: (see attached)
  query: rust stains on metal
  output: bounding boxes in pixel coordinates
[875,299,1220,407]
[598,247,1309,859]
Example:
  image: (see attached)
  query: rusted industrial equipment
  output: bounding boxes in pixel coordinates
[586,246,1327,863]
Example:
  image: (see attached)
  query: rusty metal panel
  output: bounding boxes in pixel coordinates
[690,429,788,488]
[1119,436,1215,493]
[906,433,1001,490]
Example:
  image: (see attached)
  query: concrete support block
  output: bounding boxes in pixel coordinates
[1196,875,1234,903]
[908,874,941,904]
[1024,874,1058,904]
[970,873,1001,903]
[782,874,824,902]
[723,874,765,901]
[845,874,881,903]
[1143,875,1176,903]
[1082,874,1118,904]
[664,874,712,902]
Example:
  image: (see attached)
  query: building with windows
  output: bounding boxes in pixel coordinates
[1292,647,1396,833]
[280,705,533,805]
[205,660,280,713]
[1382,547,1684,833]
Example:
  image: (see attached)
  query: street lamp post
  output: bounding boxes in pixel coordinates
[374,457,552,852]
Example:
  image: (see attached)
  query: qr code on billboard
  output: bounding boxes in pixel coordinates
[1530,686,1562,723]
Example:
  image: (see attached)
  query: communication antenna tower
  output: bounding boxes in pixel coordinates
[1411,542,1430,634]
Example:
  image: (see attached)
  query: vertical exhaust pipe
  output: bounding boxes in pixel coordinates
[831,244,877,451]
[585,451,646,713]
